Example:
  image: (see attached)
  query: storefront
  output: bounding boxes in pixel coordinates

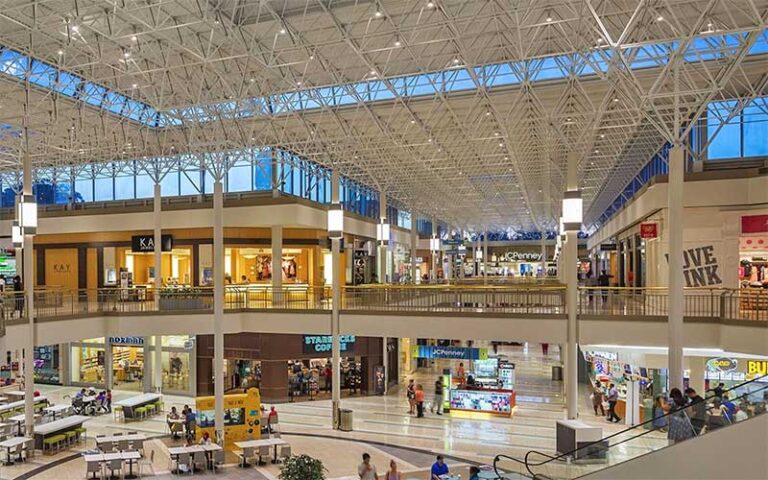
[34,345,61,385]
[196,333,389,402]
[224,246,312,284]
[739,214,768,292]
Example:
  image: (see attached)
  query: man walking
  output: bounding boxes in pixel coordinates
[685,387,706,435]
[606,383,621,423]
[358,453,378,480]
[431,378,444,415]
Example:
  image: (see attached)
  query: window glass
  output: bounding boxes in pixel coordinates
[743,101,768,157]
[70,345,106,385]
[115,175,134,199]
[94,176,113,201]
[161,171,180,197]
[180,168,201,195]
[255,151,272,190]
[707,101,741,159]
[135,173,154,198]
[75,177,93,202]
[162,351,190,392]
[228,163,251,192]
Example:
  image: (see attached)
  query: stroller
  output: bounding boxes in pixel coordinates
[70,396,98,416]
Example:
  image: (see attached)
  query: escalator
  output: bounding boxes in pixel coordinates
[488,374,768,480]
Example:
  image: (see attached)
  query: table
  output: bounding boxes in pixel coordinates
[84,451,142,479]
[234,438,288,463]
[0,396,8,404]
[33,415,90,450]
[0,396,47,414]
[114,393,161,419]
[7,414,41,436]
[168,444,222,471]
[44,404,71,420]
[5,391,25,400]
[0,436,30,465]
[96,433,146,445]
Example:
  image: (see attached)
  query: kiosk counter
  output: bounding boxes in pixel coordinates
[448,388,516,416]
[195,387,261,450]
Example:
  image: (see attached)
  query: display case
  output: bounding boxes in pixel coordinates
[449,388,516,416]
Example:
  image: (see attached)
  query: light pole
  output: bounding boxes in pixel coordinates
[328,174,344,428]
[562,190,583,420]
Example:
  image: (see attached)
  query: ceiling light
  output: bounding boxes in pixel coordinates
[427,1,434,7]
[596,38,603,43]
[546,16,553,22]
[309,55,315,60]
[566,117,572,122]
[71,25,79,32]
[498,142,504,147]
[296,81,302,86]
[452,58,460,64]
[428,138,433,143]
[394,41,401,47]
[486,111,491,116]
[504,156,509,160]
[370,70,377,76]
[131,83,137,88]
[374,11,383,17]
[613,97,619,102]
[279,28,286,34]
[249,78,255,83]
[131,35,138,42]
[594,149,599,153]
[57,50,64,55]
[656,15,664,22]
[410,119,416,124]
[123,51,131,58]
[600,134,605,138]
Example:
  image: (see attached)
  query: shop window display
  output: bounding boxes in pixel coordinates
[226,247,308,284]
[34,345,60,384]
[288,358,361,400]
[70,344,106,385]
[112,345,144,390]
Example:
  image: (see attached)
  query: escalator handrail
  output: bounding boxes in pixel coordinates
[494,373,768,479]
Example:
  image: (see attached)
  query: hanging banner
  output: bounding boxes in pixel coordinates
[741,214,768,234]
[411,345,488,360]
[639,223,658,239]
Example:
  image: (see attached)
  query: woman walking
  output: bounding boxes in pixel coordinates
[664,388,695,444]
[591,381,605,416]
[406,379,416,415]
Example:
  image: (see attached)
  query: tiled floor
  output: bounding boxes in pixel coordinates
[0,343,667,480]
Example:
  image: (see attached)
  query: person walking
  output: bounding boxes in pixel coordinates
[385,460,402,480]
[597,270,612,305]
[652,395,668,431]
[591,381,605,416]
[431,378,444,415]
[606,383,621,423]
[358,453,378,480]
[324,363,332,393]
[415,384,425,418]
[406,379,416,415]
[684,387,707,435]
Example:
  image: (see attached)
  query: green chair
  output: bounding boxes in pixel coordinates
[113,405,124,422]
[75,427,87,443]
[43,434,66,454]
[134,406,147,419]
[145,404,156,416]
[154,401,164,413]
[64,430,77,446]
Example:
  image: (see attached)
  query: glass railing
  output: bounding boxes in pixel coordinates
[492,374,768,479]
[0,285,765,324]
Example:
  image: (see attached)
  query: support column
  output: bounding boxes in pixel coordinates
[382,337,388,394]
[377,191,387,284]
[565,155,579,420]
[272,225,283,306]
[331,170,342,428]
[410,214,417,284]
[213,180,225,442]
[483,230,488,284]
[154,335,163,393]
[430,219,437,282]
[541,238,547,277]
[688,356,706,397]
[668,145,685,391]
[22,80,35,436]
[105,338,114,390]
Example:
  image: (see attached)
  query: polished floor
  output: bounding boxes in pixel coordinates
[0,344,667,480]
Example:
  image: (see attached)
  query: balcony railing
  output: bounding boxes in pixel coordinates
[0,286,765,329]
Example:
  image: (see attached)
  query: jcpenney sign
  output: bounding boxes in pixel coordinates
[497,251,543,262]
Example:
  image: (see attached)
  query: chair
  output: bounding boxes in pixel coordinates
[113,405,124,422]
[145,404,156,417]
[43,434,66,454]
[95,434,106,438]
[134,407,147,419]
[114,433,123,437]
[211,449,225,471]
[75,426,87,443]
[131,439,144,454]
[154,401,164,413]
[117,439,131,451]
[106,458,123,479]
[138,449,155,477]
[65,430,78,446]
[237,446,254,467]
[86,459,103,479]
[23,438,35,460]
[192,451,207,472]
[257,445,270,465]
[12,443,24,463]
[175,452,192,474]
[278,445,291,463]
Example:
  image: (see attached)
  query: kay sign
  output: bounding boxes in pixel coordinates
[639,223,658,239]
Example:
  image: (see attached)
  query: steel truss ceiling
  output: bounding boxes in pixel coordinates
[0,0,765,231]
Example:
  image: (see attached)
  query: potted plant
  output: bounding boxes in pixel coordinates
[278,454,326,480]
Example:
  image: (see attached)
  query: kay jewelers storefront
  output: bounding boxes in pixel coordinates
[64,335,196,396]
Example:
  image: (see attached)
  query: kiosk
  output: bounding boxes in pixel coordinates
[195,388,262,450]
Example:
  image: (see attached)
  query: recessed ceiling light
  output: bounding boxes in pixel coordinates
[309,55,315,60]
[123,51,131,58]
[498,142,504,147]
[71,25,79,32]
[486,111,491,116]
[656,16,664,22]
[131,35,138,42]
[57,50,64,55]
[279,28,286,34]
[374,11,383,17]
[566,117,572,122]
[600,134,605,138]
[370,70,377,76]
[613,97,619,102]
[428,138,433,142]
[546,16,553,22]
[594,149,599,153]
[410,119,416,124]
[504,156,509,160]
[394,41,401,47]
[596,38,603,43]
[452,58,460,64]
[249,78,255,83]
[494,132,499,136]
[131,83,138,88]
[296,81,302,86]
[427,1,434,7]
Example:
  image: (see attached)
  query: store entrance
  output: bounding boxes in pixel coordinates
[224,359,261,393]
[288,357,362,401]
[112,345,145,391]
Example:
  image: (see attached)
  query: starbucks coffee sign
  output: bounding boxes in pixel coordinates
[500,251,543,262]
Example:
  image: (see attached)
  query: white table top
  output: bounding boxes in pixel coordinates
[557,419,601,430]
[0,397,47,413]
[34,415,90,435]
[168,444,222,455]
[234,438,288,449]
[96,433,146,443]
[44,404,71,413]
[0,396,8,403]
[7,413,40,423]
[5,392,25,398]
[84,451,141,462]
[114,394,161,408]
[0,437,31,448]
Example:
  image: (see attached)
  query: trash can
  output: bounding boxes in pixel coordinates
[339,409,354,432]
[551,366,563,381]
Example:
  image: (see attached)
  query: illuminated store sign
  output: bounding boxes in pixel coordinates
[412,345,488,360]
[706,357,738,373]
[747,360,768,376]
[302,335,356,354]
[131,234,173,253]
[108,336,145,346]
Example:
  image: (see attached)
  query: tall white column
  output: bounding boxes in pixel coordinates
[272,225,283,306]
[541,238,547,277]
[483,230,488,284]
[330,170,342,428]
[378,191,387,284]
[667,145,685,391]
[410,214,417,284]
[153,183,163,393]
[22,79,35,437]
[565,155,579,420]
[382,337,388,394]
[213,180,225,442]
[430,219,437,282]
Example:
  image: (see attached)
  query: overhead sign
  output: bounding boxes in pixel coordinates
[498,251,542,262]
[742,214,768,234]
[131,234,173,253]
[600,243,617,251]
[302,335,356,354]
[412,345,488,360]
[639,223,658,239]
[706,357,737,373]
[108,336,144,346]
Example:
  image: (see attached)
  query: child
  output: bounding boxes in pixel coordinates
[106,389,112,413]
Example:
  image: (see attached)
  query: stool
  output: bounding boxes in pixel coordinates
[75,427,87,443]
[65,430,77,446]
[134,406,147,419]
[43,434,65,454]
[145,404,156,416]
[154,401,164,413]
[113,405,124,422]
